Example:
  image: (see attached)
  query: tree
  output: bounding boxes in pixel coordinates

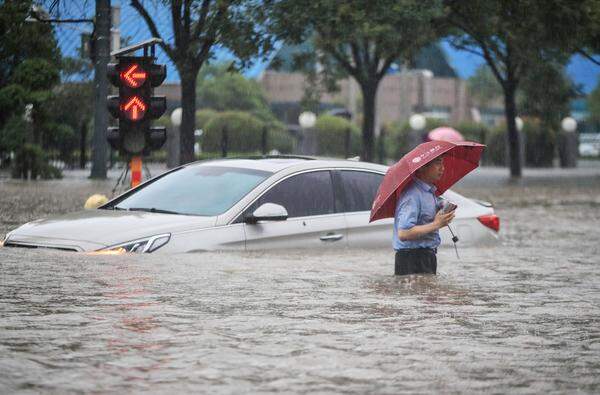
[588,81,600,125]
[0,0,61,129]
[0,0,62,178]
[519,62,577,128]
[131,0,273,165]
[196,63,276,122]
[446,0,596,177]
[264,0,445,162]
[467,65,502,110]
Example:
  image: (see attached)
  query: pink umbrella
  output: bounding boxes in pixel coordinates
[427,127,464,142]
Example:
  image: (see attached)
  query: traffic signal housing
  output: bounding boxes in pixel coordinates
[106,56,167,156]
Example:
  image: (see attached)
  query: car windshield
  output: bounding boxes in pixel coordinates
[112,165,272,216]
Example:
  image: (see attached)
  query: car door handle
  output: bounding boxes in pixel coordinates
[320,233,344,242]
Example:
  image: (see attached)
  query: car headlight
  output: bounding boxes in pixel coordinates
[101,233,171,254]
[1,232,11,247]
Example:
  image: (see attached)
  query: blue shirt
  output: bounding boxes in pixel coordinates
[393,177,442,250]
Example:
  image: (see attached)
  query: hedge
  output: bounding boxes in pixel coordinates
[314,114,361,157]
[202,111,294,154]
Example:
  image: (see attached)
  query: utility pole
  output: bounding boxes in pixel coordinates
[90,0,111,179]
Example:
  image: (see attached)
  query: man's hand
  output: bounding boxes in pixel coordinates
[433,210,455,229]
[398,210,456,241]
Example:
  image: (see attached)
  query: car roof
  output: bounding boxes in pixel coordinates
[184,156,389,174]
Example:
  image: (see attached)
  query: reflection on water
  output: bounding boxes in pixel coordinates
[1,168,600,392]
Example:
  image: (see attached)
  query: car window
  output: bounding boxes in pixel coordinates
[111,165,272,216]
[243,171,335,219]
[339,170,384,212]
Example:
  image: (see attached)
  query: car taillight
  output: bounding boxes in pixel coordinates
[478,214,499,232]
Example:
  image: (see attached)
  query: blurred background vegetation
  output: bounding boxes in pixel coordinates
[1,0,599,180]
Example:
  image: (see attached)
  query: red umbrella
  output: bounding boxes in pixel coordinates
[370,140,485,222]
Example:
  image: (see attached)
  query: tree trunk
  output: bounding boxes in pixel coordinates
[360,83,377,162]
[179,70,198,165]
[503,82,522,177]
[90,0,110,179]
[79,120,87,169]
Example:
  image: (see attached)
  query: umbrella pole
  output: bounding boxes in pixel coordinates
[448,225,460,260]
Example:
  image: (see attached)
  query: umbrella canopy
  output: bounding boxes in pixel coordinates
[370,140,485,222]
[427,127,464,142]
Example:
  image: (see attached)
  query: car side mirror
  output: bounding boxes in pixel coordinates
[245,203,288,224]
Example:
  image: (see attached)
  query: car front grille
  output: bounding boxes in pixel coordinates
[3,241,79,252]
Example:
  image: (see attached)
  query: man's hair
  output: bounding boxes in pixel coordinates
[423,156,444,167]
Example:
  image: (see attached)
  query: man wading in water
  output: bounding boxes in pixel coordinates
[393,156,455,275]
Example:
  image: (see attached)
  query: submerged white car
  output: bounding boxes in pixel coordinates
[3,157,499,253]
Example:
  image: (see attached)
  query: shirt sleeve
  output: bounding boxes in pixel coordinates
[395,195,420,230]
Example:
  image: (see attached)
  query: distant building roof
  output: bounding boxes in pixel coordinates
[410,44,457,78]
[268,41,458,78]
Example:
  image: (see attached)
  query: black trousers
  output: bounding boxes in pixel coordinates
[395,248,437,275]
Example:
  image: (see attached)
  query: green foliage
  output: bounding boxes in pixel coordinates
[382,121,411,160]
[587,81,600,124]
[0,116,27,153]
[0,0,62,176]
[196,108,218,129]
[268,122,295,154]
[202,111,293,154]
[467,65,502,109]
[0,0,61,88]
[11,143,62,180]
[382,118,460,160]
[45,82,93,166]
[131,0,276,164]
[45,122,78,165]
[446,0,591,174]
[482,127,506,166]
[11,59,60,92]
[453,121,488,144]
[382,119,490,162]
[0,1,61,118]
[0,84,27,125]
[198,71,270,114]
[265,0,445,161]
[314,114,361,157]
[481,120,556,167]
[522,120,556,167]
[196,64,279,126]
[519,62,576,129]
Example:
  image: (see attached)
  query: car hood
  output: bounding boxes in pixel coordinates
[6,209,217,251]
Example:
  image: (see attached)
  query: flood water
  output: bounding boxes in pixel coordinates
[1,165,600,393]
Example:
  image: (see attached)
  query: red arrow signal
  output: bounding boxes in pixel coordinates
[121,96,147,121]
[120,64,147,88]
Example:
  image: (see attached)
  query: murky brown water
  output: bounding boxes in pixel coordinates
[1,165,600,393]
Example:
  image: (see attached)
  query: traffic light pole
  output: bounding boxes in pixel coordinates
[91,0,111,179]
[106,38,166,190]
[130,156,142,188]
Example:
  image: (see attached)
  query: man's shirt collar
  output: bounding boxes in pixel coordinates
[412,176,437,194]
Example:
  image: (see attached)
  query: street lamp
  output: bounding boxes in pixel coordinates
[298,111,316,129]
[409,113,426,131]
[560,116,578,168]
[167,108,182,168]
[170,107,182,127]
[515,116,524,132]
[561,117,577,133]
[298,111,317,155]
[407,113,426,150]
[512,116,525,169]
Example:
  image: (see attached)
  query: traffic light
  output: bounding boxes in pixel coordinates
[106,56,167,155]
